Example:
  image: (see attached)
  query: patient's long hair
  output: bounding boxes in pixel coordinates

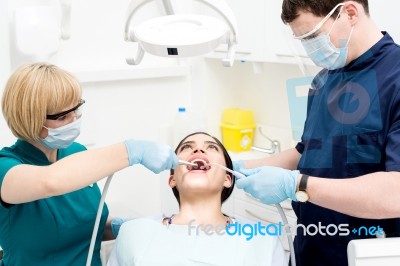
[170,132,234,205]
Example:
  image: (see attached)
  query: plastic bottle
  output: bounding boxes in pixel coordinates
[172,107,192,147]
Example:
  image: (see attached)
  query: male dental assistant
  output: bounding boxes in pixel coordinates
[234,1,400,265]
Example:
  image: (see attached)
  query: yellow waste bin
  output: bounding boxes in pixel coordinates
[221,108,256,152]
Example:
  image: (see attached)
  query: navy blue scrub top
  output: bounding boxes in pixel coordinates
[0,140,109,266]
[293,32,400,266]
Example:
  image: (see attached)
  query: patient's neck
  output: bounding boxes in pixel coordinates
[173,195,227,225]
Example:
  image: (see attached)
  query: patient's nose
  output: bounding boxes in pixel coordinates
[193,149,205,154]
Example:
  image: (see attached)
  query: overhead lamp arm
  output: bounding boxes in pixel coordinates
[59,0,72,40]
[161,0,175,15]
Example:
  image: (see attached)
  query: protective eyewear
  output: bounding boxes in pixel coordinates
[46,99,85,120]
[293,3,344,40]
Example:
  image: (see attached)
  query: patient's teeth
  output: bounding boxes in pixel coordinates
[189,159,209,171]
[199,164,210,170]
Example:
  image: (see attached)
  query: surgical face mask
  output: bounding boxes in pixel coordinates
[299,4,354,70]
[301,27,353,70]
[41,118,82,149]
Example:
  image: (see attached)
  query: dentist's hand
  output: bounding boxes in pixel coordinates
[124,140,178,173]
[236,166,300,204]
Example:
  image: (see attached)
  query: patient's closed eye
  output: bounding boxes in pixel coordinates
[178,141,220,153]
[206,143,219,151]
[179,144,193,152]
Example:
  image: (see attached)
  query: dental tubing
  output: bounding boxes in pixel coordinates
[87,163,295,266]
[276,202,296,266]
[86,174,114,266]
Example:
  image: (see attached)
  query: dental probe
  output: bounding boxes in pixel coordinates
[205,162,246,179]
[178,159,197,167]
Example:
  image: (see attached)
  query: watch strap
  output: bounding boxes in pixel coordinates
[298,174,309,192]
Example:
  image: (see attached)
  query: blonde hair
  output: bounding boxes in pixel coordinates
[1,63,82,142]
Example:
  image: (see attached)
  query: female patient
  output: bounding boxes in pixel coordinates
[108,132,287,266]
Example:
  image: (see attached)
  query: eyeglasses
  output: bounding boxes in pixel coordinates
[46,99,85,120]
[293,3,344,40]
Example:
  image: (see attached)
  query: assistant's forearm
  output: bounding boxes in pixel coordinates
[308,171,400,219]
[46,143,129,194]
[2,143,129,203]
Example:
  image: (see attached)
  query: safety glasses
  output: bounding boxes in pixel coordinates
[46,99,85,120]
[293,3,344,40]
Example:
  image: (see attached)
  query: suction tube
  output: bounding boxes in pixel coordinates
[86,174,114,266]
[275,203,296,266]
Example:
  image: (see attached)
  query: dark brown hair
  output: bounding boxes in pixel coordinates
[281,0,369,24]
[170,132,234,205]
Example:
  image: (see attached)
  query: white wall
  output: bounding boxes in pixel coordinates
[369,0,400,43]
[0,0,14,146]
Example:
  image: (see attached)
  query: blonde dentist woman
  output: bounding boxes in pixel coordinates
[0,63,178,266]
[107,132,287,266]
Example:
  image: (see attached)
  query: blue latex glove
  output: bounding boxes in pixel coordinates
[236,166,300,204]
[124,140,178,173]
[232,160,244,172]
[111,217,134,237]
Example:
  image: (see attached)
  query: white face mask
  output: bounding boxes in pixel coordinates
[301,27,354,70]
[41,118,82,149]
[297,3,354,70]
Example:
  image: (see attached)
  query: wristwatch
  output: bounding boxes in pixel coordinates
[295,174,310,202]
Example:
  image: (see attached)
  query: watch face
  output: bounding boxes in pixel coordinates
[295,191,309,202]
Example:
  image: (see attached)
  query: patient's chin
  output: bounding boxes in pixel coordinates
[179,180,222,195]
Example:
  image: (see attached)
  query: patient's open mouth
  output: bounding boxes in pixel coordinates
[187,159,210,171]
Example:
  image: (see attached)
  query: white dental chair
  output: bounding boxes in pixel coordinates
[347,237,400,266]
[101,240,116,266]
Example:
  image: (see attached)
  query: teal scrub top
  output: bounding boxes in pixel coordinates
[0,140,109,266]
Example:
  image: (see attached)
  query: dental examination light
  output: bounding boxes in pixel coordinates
[124,0,238,67]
